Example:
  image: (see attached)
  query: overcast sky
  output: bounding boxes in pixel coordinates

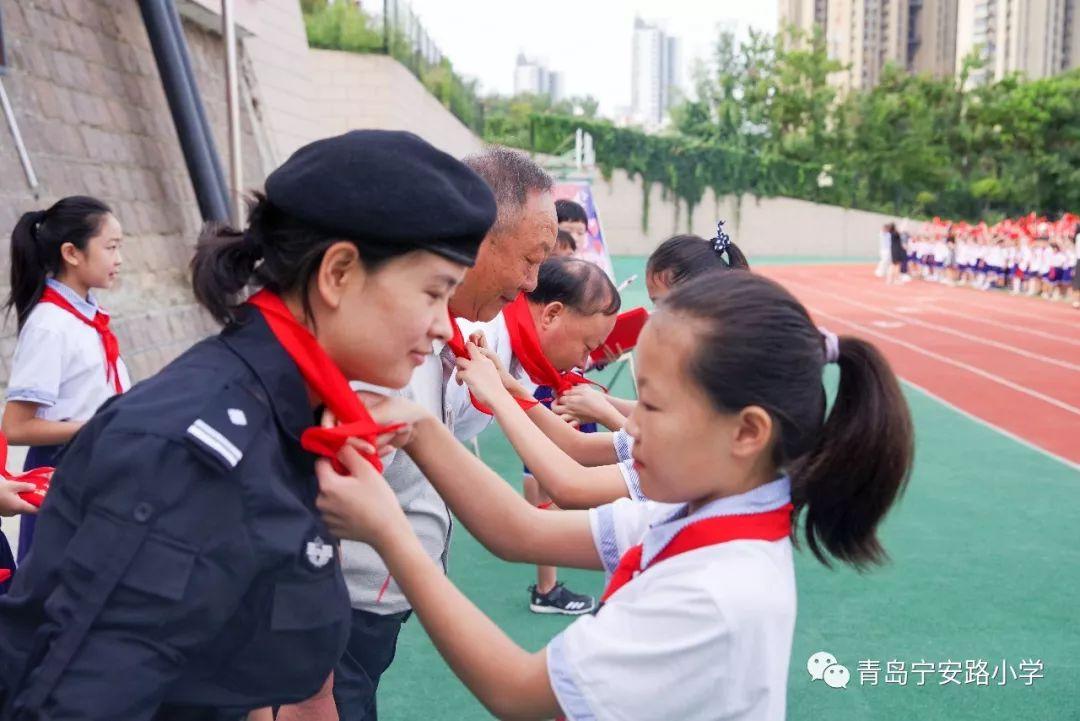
[401,0,779,115]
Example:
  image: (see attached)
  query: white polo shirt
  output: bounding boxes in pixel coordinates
[343,340,458,613]
[548,477,796,721]
[6,279,131,421]
[446,313,534,444]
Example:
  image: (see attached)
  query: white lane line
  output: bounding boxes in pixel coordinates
[831,282,1080,348]
[787,279,1080,373]
[805,307,1080,416]
[900,379,1080,473]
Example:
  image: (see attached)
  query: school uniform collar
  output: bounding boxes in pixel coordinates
[221,307,314,445]
[641,476,792,568]
[45,278,104,321]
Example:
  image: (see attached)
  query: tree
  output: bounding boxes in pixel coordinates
[481,93,600,147]
[303,0,383,54]
[300,0,485,133]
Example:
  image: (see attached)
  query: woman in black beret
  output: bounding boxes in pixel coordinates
[0,130,496,721]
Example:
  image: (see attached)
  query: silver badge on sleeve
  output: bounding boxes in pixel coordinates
[305,536,334,568]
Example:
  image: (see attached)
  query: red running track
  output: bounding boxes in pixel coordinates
[760,264,1080,466]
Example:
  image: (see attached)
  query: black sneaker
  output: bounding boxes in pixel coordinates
[529,582,596,615]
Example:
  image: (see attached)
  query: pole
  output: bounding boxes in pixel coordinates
[139,0,230,222]
[223,0,243,226]
[0,78,39,194]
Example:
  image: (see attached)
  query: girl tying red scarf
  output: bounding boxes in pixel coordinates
[247,290,401,473]
[315,270,914,721]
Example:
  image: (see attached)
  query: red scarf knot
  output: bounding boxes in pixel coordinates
[247,290,402,473]
[39,286,123,394]
[446,309,539,415]
[600,503,794,604]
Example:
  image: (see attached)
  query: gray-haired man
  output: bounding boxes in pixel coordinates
[334,147,558,721]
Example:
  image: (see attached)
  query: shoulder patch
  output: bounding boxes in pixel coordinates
[185,382,270,472]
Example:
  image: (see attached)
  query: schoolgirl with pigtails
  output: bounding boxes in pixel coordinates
[318,269,915,721]
[0,196,130,583]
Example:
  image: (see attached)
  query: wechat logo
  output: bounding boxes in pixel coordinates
[808,651,850,689]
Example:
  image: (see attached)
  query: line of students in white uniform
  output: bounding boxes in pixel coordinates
[0,184,916,718]
[899,219,1079,306]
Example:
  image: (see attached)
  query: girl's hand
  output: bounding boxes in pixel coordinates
[552,385,620,426]
[316,444,408,548]
[0,480,38,517]
[554,409,582,429]
[324,392,435,456]
[354,392,432,428]
[456,342,512,407]
[467,333,533,394]
[466,338,535,401]
[320,408,409,460]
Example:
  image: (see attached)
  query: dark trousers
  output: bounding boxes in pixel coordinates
[333,608,409,721]
[16,444,62,564]
[0,529,14,596]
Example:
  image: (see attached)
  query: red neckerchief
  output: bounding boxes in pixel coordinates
[600,503,794,604]
[0,431,52,508]
[445,310,538,415]
[39,286,123,394]
[502,294,605,400]
[247,290,401,473]
[0,431,54,582]
[553,505,792,721]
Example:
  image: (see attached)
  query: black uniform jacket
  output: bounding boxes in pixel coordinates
[0,310,351,720]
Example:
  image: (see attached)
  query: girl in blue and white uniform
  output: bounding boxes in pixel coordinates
[317,271,915,721]
[1,197,130,574]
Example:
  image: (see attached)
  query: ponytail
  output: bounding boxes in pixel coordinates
[660,272,914,573]
[790,336,914,570]
[8,211,48,330]
[723,241,749,270]
[191,221,263,326]
[191,193,415,326]
[646,225,750,290]
[5,197,112,331]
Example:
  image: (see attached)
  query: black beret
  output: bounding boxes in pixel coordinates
[264,130,496,266]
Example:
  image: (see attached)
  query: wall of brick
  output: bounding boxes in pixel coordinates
[0,0,266,385]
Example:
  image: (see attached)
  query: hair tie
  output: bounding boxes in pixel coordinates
[28,210,48,241]
[819,327,840,364]
[711,220,731,255]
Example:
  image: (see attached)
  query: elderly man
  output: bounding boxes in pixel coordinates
[334,147,557,721]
